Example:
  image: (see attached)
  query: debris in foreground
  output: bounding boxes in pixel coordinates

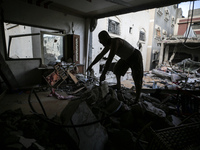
[1,59,200,150]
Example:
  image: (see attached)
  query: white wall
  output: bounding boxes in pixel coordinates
[2,0,86,64]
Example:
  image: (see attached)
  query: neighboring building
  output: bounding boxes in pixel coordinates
[175,8,200,37]
[158,8,200,67]
[146,5,178,70]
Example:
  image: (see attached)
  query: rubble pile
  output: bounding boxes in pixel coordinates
[143,58,200,90]
[80,82,200,150]
[0,60,200,150]
[0,109,79,150]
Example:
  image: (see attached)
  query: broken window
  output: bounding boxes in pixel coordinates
[41,31,65,66]
[157,8,163,16]
[108,19,120,35]
[171,16,175,27]
[162,29,167,37]
[164,8,170,22]
[4,22,63,61]
[192,22,200,30]
[4,23,37,59]
[155,27,161,38]
[139,30,146,42]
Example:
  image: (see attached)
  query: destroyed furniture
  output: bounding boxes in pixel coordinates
[43,63,79,89]
[148,122,200,150]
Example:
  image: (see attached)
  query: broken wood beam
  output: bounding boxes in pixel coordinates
[152,69,171,79]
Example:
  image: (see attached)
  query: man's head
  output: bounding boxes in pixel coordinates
[98,30,111,46]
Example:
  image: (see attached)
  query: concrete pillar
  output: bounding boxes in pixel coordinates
[163,44,169,64]
[158,42,164,66]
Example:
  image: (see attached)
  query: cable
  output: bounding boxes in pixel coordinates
[28,88,47,117]
[181,42,200,49]
[176,36,200,50]
[28,88,122,128]
[33,89,48,117]
[184,1,191,42]
[184,1,195,43]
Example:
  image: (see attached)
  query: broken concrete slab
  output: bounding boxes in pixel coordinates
[70,101,108,150]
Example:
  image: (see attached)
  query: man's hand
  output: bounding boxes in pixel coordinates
[100,73,106,84]
[86,65,92,72]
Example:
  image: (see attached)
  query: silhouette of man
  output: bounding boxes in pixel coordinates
[87,30,143,102]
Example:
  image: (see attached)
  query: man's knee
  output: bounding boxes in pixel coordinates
[113,60,129,76]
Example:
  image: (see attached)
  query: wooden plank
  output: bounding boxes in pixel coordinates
[67,70,78,84]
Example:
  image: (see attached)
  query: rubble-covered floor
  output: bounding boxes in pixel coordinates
[0,89,70,117]
[0,58,200,150]
[0,83,200,150]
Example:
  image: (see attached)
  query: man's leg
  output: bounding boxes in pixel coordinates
[132,71,143,102]
[116,74,121,90]
[130,50,143,102]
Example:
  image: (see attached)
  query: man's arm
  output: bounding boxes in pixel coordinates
[87,47,110,71]
[100,39,120,81]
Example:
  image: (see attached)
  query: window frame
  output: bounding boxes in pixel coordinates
[156,27,161,38]
[7,33,40,60]
[108,19,120,35]
[4,22,64,61]
[40,31,66,66]
[139,30,146,42]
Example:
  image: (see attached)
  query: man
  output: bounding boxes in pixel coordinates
[87,30,143,102]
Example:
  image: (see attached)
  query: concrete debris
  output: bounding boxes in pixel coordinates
[47,88,78,100]
[19,136,43,149]
[69,101,108,150]
[144,58,200,90]
[143,101,166,118]
[0,109,79,150]
[1,59,200,149]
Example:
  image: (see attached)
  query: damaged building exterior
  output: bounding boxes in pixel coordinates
[90,4,179,84]
[0,0,200,150]
[158,8,200,68]
[146,5,179,70]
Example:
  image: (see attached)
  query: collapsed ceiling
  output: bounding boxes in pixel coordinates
[18,0,193,18]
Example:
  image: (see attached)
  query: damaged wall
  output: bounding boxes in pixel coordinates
[0,0,86,88]
[159,39,200,66]
[168,44,200,63]
[147,5,178,70]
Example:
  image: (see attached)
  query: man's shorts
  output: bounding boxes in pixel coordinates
[113,59,129,76]
[113,49,143,76]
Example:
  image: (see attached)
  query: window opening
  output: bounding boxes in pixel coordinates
[41,31,65,66]
[156,27,161,38]
[4,22,63,60]
[108,19,120,35]
[192,22,200,30]
[139,30,146,41]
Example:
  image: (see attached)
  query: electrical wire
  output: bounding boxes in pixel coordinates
[28,88,122,128]
[181,42,200,49]
[184,1,195,43]
[176,36,200,50]
[184,1,191,41]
